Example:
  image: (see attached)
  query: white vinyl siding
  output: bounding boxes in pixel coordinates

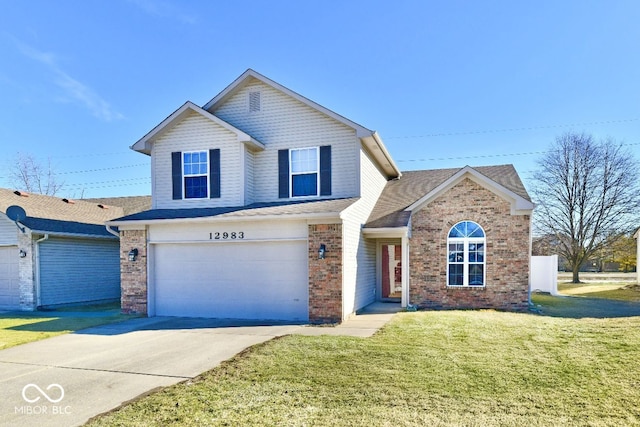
[244,146,255,205]
[38,237,120,307]
[341,146,390,317]
[0,217,18,245]
[0,246,20,309]
[213,79,360,202]
[152,111,243,209]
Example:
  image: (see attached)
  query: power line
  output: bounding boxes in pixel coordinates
[396,142,640,163]
[63,177,151,188]
[57,163,149,175]
[386,118,640,140]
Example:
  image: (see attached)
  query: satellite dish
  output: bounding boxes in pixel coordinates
[6,205,26,233]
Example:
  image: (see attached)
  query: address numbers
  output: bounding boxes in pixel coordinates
[210,232,245,240]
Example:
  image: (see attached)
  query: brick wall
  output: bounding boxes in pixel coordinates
[410,178,530,311]
[18,231,35,310]
[308,224,343,323]
[120,229,148,315]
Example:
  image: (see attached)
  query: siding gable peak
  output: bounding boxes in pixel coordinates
[203,69,401,179]
[131,101,264,155]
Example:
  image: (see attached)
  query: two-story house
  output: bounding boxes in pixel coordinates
[108,69,534,323]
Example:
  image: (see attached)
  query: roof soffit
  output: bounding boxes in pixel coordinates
[406,166,535,215]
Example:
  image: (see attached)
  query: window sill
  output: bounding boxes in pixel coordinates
[446,285,486,289]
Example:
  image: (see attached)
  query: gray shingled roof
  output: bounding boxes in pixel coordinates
[84,196,152,216]
[365,165,531,228]
[111,198,359,222]
[0,188,124,237]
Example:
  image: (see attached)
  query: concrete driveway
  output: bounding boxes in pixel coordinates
[0,316,302,427]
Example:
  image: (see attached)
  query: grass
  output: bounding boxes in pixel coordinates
[558,282,640,302]
[87,306,640,426]
[0,308,132,350]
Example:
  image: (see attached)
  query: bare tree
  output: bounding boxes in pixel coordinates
[9,152,64,196]
[532,132,640,283]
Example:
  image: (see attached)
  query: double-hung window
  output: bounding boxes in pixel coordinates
[290,147,319,197]
[447,221,485,287]
[278,146,331,199]
[183,151,208,199]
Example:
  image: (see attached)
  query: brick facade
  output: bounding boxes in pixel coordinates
[409,178,530,311]
[17,231,35,310]
[308,224,343,323]
[120,229,148,314]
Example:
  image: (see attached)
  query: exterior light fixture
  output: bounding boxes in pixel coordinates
[19,249,27,258]
[318,244,326,260]
[128,248,139,262]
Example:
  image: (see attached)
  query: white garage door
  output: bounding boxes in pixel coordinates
[153,240,308,321]
[0,246,20,309]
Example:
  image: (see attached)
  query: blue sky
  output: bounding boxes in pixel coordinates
[1,0,639,198]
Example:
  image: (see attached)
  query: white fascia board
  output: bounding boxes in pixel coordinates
[131,101,264,155]
[107,211,343,228]
[26,227,117,240]
[362,226,409,239]
[406,166,535,216]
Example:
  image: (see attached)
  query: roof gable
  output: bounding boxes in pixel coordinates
[365,165,534,229]
[406,166,535,215]
[203,69,400,178]
[131,101,264,155]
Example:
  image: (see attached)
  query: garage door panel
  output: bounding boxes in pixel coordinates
[154,241,308,321]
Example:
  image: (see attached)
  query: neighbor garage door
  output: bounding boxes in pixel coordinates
[153,240,308,321]
[0,246,20,309]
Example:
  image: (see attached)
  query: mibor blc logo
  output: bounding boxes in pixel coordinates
[15,384,71,416]
[22,384,65,403]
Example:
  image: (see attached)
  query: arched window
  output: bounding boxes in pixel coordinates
[447,221,485,287]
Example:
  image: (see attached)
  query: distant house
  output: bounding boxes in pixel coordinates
[108,69,534,323]
[0,189,149,310]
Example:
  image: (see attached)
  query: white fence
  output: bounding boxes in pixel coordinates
[530,255,558,295]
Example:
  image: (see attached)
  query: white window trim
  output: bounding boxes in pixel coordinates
[182,150,209,200]
[447,222,486,288]
[289,147,320,198]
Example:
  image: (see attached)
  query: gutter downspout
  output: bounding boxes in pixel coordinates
[35,234,49,308]
[106,224,120,238]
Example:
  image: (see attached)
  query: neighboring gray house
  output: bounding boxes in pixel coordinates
[109,69,534,323]
[0,189,128,310]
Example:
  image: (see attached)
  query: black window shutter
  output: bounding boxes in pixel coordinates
[171,152,182,200]
[209,149,221,198]
[319,145,332,196]
[278,149,290,198]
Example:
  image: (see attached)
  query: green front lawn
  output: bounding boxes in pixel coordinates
[559,282,640,302]
[88,307,640,426]
[0,310,132,350]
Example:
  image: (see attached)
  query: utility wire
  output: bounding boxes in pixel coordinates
[396,142,640,163]
[386,118,639,139]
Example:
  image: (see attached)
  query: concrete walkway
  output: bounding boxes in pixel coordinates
[295,301,401,338]
[0,302,400,427]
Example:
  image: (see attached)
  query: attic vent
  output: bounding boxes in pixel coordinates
[62,198,75,204]
[97,204,107,209]
[13,191,22,196]
[248,91,261,112]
